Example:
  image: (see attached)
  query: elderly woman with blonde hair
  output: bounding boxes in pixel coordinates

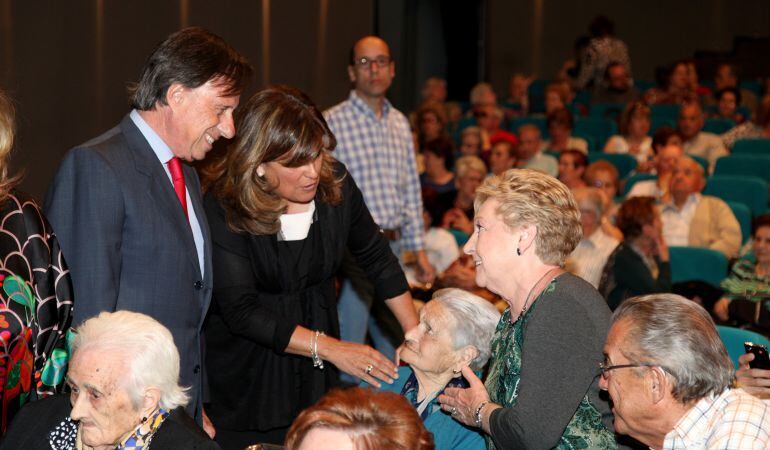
[438,169,616,449]
[2,310,217,449]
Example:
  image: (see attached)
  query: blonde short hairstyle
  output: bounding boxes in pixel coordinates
[455,155,487,179]
[474,169,582,265]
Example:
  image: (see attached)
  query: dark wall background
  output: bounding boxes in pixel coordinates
[0,0,768,200]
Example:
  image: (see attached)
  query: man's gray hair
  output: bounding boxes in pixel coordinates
[572,187,606,219]
[72,310,190,411]
[432,288,501,371]
[612,294,734,403]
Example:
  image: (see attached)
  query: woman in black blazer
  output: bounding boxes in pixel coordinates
[202,86,418,448]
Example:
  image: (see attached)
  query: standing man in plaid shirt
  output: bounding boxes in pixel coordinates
[325,36,434,365]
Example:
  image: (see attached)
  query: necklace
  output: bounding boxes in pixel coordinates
[511,266,562,323]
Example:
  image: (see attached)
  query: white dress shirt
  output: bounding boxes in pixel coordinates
[661,193,701,248]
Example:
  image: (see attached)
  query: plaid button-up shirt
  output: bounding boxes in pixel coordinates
[662,388,770,449]
[324,90,424,251]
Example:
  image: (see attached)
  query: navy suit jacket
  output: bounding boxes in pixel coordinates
[44,115,213,422]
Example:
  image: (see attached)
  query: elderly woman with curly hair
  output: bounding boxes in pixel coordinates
[438,169,616,449]
[366,288,500,449]
[0,89,73,436]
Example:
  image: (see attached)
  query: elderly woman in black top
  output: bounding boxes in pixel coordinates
[202,86,418,448]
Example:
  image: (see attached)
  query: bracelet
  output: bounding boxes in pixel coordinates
[311,330,325,370]
[474,401,489,428]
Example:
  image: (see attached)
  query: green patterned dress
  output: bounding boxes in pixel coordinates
[484,281,616,449]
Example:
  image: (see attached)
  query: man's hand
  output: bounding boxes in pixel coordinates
[415,250,436,284]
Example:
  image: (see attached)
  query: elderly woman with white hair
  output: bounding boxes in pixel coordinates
[566,187,620,288]
[367,288,500,449]
[1,311,218,449]
[438,169,617,449]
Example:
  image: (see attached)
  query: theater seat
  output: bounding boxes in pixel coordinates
[703,118,736,134]
[716,325,770,369]
[726,201,752,245]
[732,138,770,156]
[588,152,637,179]
[714,155,770,184]
[704,175,768,217]
[669,246,728,287]
[623,173,657,196]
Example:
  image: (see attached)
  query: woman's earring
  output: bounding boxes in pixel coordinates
[257,165,266,178]
[141,416,147,423]
[452,368,461,375]
[516,247,521,256]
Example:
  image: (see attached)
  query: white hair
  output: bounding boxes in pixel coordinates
[572,187,605,218]
[455,155,487,179]
[72,310,190,411]
[432,288,501,371]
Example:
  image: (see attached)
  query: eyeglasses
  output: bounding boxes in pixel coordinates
[598,361,664,379]
[353,55,392,69]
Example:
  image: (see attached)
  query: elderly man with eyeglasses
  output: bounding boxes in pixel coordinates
[600,293,770,449]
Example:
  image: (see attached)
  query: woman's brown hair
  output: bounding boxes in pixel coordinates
[284,387,435,450]
[0,90,22,201]
[618,101,650,136]
[205,85,343,235]
[616,196,657,241]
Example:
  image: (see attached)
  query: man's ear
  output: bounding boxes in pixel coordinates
[165,83,186,108]
[347,65,357,84]
[646,367,668,404]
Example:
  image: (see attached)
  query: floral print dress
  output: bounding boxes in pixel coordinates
[484,281,616,449]
[0,191,73,434]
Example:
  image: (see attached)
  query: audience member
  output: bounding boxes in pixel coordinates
[368,288,500,449]
[0,90,73,435]
[599,196,671,310]
[592,62,640,104]
[542,108,588,154]
[721,96,770,149]
[284,388,434,450]
[600,294,770,448]
[583,161,623,239]
[515,124,558,176]
[713,214,770,322]
[506,73,532,116]
[544,82,571,115]
[1,311,218,450]
[325,36,428,367]
[604,102,654,171]
[420,137,456,195]
[711,63,758,110]
[405,207,459,286]
[43,27,252,430]
[204,85,418,447]
[415,102,449,149]
[440,156,487,236]
[488,139,516,177]
[468,82,497,117]
[573,15,632,90]
[459,126,483,157]
[421,77,447,104]
[558,149,588,189]
[626,143,684,200]
[710,87,746,123]
[567,187,620,288]
[651,125,683,154]
[645,60,697,105]
[438,169,616,449]
[677,103,728,172]
[660,156,741,258]
[476,105,517,153]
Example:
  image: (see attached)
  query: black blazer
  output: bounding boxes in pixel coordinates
[204,163,409,431]
[0,395,219,449]
[44,115,214,420]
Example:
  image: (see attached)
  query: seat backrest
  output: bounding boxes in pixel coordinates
[510,116,548,137]
[732,138,770,156]
[650,104,681,120]
[623,173,657,196]
[668,246,728,286]
[716,325,770,369]
[649,117,676,135]
[703,118,736,134]
[588,152,637,180]
[703,175,769,217]
[726,201,752,245]
[589,103,625,120]
[714,155,770,184]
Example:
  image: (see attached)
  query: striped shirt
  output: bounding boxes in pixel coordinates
[663,388,770,449]
[324,90,424,251]
[567,229,619,288]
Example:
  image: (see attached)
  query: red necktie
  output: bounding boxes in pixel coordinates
[167,157,188,219]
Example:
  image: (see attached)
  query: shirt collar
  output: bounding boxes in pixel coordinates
[129,109,176,164]
[662,193,700,212]
[348,90,392,120]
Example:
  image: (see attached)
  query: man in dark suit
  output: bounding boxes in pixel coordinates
[44,27,252,433]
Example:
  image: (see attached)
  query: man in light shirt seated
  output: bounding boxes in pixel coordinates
[601,294,770,449]
[677,102,728,173]
[660,156,741,258]
[626,144,684,201]
[566,187,619,287]
[515,124,558,177]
